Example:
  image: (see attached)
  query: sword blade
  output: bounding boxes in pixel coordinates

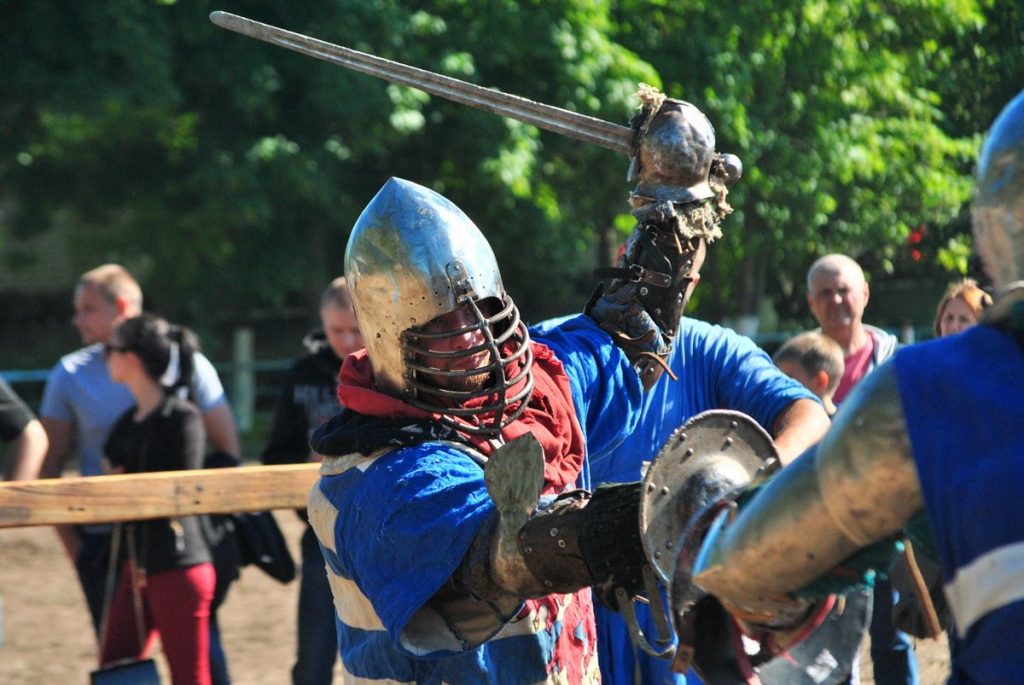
[210,11,634,156]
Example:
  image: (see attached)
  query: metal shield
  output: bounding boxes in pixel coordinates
[640,410,779,585]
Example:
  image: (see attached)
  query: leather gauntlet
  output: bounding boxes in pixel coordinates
[586,201,708,390]
[452,434,649,605]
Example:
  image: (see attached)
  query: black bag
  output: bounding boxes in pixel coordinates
[201,451,295,584]
[233,510,296,584]
[200,512,242,609]
[90,657,161,685]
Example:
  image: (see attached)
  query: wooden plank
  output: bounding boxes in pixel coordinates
[0,463,321,529]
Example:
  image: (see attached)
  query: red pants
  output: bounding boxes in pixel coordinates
[100,562,215,685]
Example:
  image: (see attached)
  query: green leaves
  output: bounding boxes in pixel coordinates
[1,0,1018,341]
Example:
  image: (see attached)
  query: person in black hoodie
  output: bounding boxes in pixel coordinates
[261,277,363,685]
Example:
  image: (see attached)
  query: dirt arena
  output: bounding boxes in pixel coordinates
[0,512,952,684]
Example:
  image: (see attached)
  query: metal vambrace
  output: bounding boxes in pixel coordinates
[456,482,648,607]
[585,203,700,390]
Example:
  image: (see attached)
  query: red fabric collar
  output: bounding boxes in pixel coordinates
[336,344,586,490]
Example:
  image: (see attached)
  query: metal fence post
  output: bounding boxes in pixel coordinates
[232,327,255,433]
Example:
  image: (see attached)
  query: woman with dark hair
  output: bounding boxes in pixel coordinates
[933,278,992,338]
[99,313,214,685]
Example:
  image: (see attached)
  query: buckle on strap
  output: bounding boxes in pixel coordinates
[593,264,672,288]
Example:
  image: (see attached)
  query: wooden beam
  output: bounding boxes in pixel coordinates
[0,463,320,529]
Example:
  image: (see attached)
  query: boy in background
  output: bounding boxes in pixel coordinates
[773,331,845,417]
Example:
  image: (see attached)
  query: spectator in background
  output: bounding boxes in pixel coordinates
[933,277,992,338]
[806,253,918,685]
[100,314,215,685]
[29,264,240,683]
[807,254,900,405]
[1,377,48,481]
[773,331,845,417]
[261,277,363,685]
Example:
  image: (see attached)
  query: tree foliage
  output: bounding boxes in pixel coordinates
[1,0,654,331]
[609,0,1001,324]
[2,0,1021,341]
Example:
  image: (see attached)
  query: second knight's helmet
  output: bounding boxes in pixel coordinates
[344,178,533,435]
[973,88,1024,290]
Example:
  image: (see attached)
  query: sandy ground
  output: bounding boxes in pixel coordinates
[0,513,951,684]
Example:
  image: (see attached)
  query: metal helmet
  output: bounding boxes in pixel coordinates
[972,88,1024,290]
[344,178,533,435]
[628,98,742,205]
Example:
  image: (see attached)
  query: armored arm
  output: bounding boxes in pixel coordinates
[451,434,648,609]
[586,93,740,390]
[683,362,923,633]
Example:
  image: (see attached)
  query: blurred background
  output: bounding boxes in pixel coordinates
[2,0,1021,456]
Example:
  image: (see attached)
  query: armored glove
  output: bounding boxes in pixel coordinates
[454,434,650,607]
[586,207,702,390]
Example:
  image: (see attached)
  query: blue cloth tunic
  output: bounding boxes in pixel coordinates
[895,324,1024,685]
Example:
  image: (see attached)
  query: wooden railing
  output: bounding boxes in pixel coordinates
[0,463,320,528]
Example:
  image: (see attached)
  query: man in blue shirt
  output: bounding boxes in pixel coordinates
[535,314,830,685]
[31,263,241,682]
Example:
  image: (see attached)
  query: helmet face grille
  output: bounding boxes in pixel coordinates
[402,294,534,437]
